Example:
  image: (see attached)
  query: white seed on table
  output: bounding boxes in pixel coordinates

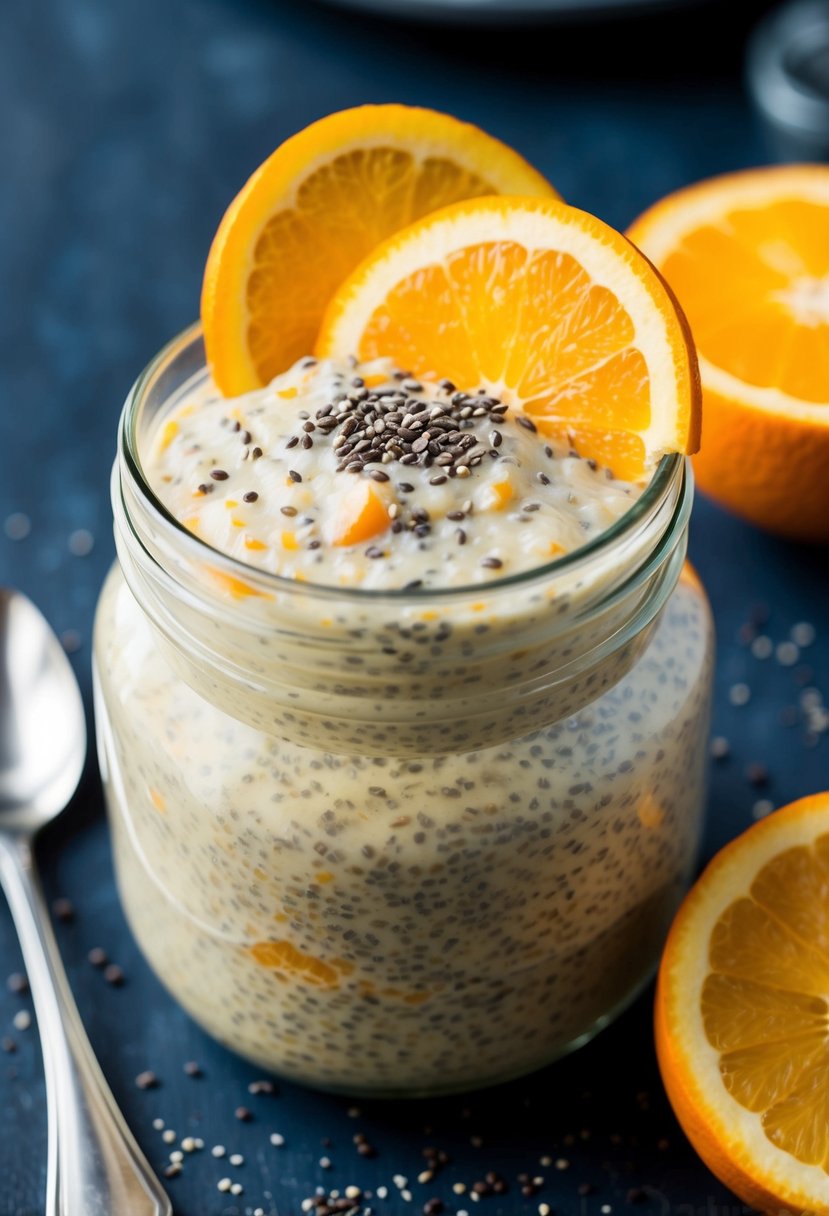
[750,635,773,659]
[729,683,751,706]
[792,622,816,647]
[776,641,799,666]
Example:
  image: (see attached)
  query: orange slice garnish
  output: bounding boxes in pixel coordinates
[656,793,829,1215]
[201,104,557,395]
[628,165,829,540]
[317,195,700,480]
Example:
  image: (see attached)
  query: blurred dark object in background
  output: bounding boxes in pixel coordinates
[748,0,829,160]
[318,0,704,23]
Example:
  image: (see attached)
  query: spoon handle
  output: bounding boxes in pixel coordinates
[0,836,171,1216]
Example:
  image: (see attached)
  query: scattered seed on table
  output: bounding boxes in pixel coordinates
[247,1078,275,1095]
[6,973,28,996]
[709,736,730,760]
[163,1164,181,1179]
[229,1153,244,1167]
[578,1183,596,1196]
[211,1145,226,1158]
[729,683,751,706]
[52,898,74,922]
[135,1070,158,1090]
[217,1178,231,1193]
[60,629,82,654]
[88,947,108,967]
[4,513,31,541]
[555,1158,570,1170]
[602,1206,613,1213]
[753,799,775,819]
[356,1141,376,1157]
[319,1156,332,1170]
[1,1037,15,1053]
[68,529,95,557]
[750,635,773,660]
[12,1011,30,1031]
[539,1206,552,1216]
[776,641,800,666]
[235,1105,252,1121]
[746,763,769,787]
[152,1118,165,1131]
[792,621,816,647]
[270,1133,285,1147]
[183,1060,202,1077]
[181,1137,197,1153]
[103,964,125,986]
[169,1150,184,1164]
[627,1188,648,1203]
[230,1182,244,1197]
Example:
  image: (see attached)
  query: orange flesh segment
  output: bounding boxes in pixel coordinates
[331,482,390,547]
[703,835,829,1169]
[660,199,829,403]
[347,239,661,481]
[248,940,340,988]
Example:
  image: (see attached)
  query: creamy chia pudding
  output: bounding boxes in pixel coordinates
[92,324,713,1095]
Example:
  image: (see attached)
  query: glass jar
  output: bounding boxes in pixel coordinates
[94,325,714,1097]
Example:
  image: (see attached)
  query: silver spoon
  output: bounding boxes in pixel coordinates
[0,587,171,1216]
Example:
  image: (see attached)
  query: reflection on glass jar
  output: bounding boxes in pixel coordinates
[94,327,714,1096]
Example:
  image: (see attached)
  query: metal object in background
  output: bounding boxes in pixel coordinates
[747,0,829,160]
[0,588,171,1216]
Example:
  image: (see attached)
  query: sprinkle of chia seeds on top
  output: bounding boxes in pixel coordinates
[516,415,536,431]
[369,469,390,482]
[481,556,503,569]
[286,436,299,449]
[398,482,414,493]
[197,483,214,495]
[537,472,551,485]
[288,470,302,483]
[456,529,467,545]
[242,492,259,503]
[239,430,252,445]
[210,469,229,480]
[251,447,263,459]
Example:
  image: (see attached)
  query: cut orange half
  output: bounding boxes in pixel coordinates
[201,104,557,396]
[656,793,829,1215]
[628,166,829,540]
[317,195,701,481]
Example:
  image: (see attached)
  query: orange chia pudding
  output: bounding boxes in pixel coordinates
[93,334,713,1095]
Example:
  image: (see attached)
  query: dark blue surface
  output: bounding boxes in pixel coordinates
[2,1,828,1213]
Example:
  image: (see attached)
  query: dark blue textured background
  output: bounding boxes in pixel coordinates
[1,1,828,1213]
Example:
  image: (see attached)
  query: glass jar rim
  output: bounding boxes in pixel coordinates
[119,321,686,604]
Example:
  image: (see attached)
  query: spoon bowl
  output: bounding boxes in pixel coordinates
[0,588,86,825]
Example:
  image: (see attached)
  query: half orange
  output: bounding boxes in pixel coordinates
[317,195,700,480]
[628,165,829,540]
[657,793,829,1215]
[201,104,557,396]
